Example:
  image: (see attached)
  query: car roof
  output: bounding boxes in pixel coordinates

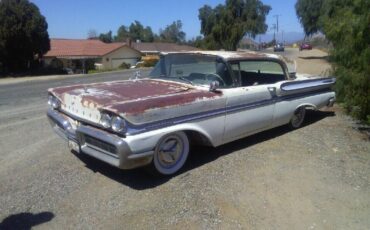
[159,50,282,61]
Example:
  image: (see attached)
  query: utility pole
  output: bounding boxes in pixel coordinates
[272,24,276,44]
[273,15,281,42]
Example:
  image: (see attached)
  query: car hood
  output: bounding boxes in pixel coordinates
[49,79,224,125]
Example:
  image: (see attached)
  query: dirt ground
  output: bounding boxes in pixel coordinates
[0,48,369,229]
[295,48,332,76]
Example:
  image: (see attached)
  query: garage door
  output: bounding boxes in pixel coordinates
[112,58,138,68]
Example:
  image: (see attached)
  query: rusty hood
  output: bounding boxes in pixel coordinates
[49,79,224,125]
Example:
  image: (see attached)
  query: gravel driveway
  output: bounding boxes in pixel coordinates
[0,48,369,229]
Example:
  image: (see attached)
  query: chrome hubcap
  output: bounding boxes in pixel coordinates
[291,108,305,127]
[158,136,183,167]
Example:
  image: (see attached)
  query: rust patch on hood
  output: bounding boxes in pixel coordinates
[49,79,193,108]
[105,89,220,115]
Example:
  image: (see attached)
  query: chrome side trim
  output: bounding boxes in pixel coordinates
[125,89,333,135]
[52,79,335,138]
[281,77,335,92]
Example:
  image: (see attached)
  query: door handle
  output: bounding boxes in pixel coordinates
[268,87,276,92]
[267,87,277,97]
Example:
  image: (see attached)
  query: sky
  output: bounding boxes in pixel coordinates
[31,0,305,42]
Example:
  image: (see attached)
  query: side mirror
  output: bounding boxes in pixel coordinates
[209,81,220,92]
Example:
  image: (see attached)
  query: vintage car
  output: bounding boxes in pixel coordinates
[47,51,336,175]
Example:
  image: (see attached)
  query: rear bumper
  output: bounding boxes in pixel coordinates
[327,96,336,107]
[47,109,153,169]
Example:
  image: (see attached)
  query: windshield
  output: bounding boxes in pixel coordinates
[149,54,233,87]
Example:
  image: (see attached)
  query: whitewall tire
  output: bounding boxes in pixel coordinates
[152,131,189,176]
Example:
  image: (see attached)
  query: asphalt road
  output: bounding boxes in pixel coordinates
[0,69,151,228]
[0,49,369,229]
[0,69,151,163]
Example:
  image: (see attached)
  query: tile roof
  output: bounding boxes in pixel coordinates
[131,42,200,53]
[44,39,132,57]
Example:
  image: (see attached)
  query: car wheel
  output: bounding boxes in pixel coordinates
[289,107,306,129]
[152,131,189,176]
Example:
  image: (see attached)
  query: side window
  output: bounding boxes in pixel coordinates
[215,62,233,87]
[239,61,286,86]
[230,63,241,86]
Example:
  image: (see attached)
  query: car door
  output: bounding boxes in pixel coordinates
[222,85,275,142]
[222,60,287,142]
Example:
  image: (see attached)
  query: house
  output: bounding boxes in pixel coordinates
[131,42,201,56]
[43,39,142,72]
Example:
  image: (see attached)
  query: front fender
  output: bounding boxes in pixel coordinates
[125,116,225,154]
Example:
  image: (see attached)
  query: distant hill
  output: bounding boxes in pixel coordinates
[257,31,305,43]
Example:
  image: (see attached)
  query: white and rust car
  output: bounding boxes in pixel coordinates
[47,51,335,175]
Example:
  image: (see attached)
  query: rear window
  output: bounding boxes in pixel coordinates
[240,61,284,75]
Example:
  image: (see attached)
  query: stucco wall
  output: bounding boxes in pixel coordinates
[102,46,141,69]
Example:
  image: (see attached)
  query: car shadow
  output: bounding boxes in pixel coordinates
[0,212,54,230]
[74,110,335,190]
[184,109,334,172]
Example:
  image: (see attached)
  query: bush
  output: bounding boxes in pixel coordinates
[119,62,131,69]
[142,59,158,67]
[323,0,370,123]
[334,66,369,124]
[296,0,370,123]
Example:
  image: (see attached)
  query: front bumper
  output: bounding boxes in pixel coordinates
[47,109,154,169]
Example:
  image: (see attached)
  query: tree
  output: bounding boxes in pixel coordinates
[99,31,113,43]
[114,22,154,42]
[129,21,144,41]
[115,25,130,42]
[87,29,98,39]
[142,26,154,42]
[198,0,271,50]
[295,0,370,122]
[129,20,148,42]
[0,0,50,72]
[128,21,154,42]
[295,0,324,36]
[187,36,205,48]
[159,20,186,43]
